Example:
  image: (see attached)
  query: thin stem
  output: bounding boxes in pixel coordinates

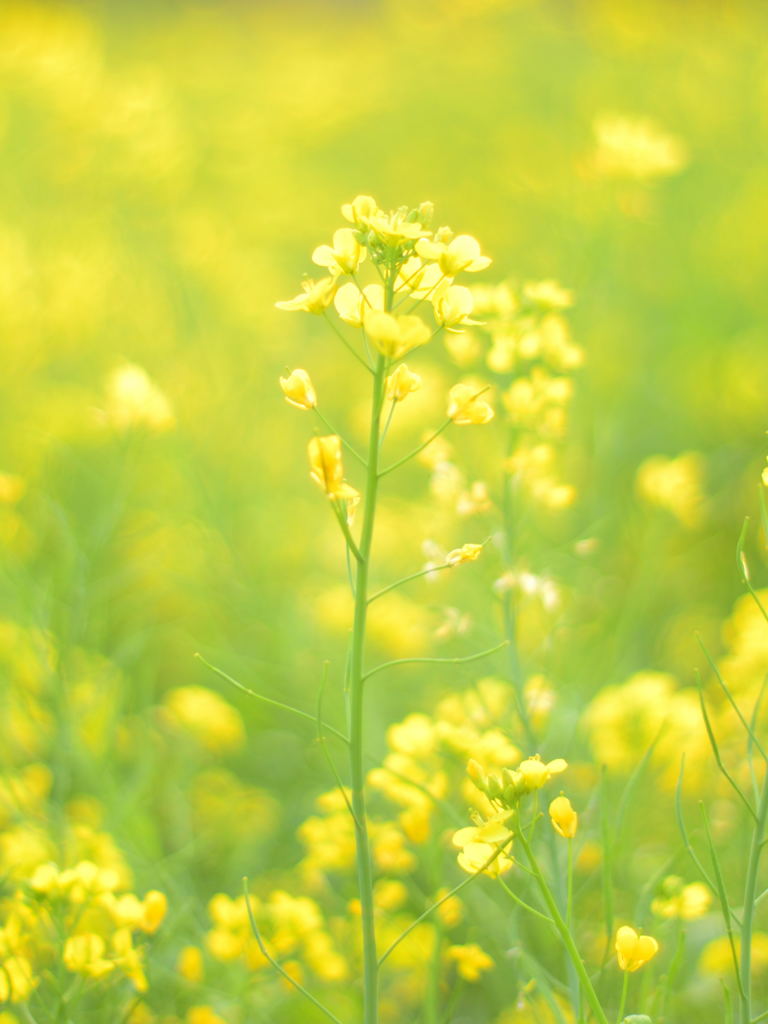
[378,419,452,478]
[242,881,346,1024]
[314,408,367,467]
[195,654,349,744]
[323,311,372,371]
[615,971,629,1024]
[740,759,768,1024]
[567,838,574,934]
[361,640,508,683]
[498,876,554,924]
[367,561,454,604]
[516,825,610,1024]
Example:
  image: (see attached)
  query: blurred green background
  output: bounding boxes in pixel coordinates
[1,0,768,1020]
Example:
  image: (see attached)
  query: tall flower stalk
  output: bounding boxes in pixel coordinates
[275,197,496,1023]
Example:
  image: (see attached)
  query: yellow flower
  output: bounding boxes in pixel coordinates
[615,925,659,972]
[104,363,175,432]
[452,814,513,877]
[141,889,167,933]
[312,228,366,275]
[363,310,431,360]
[651,877,711,920]
[548,795,578,838]
[447,382,494,425]
[334,281,385,326]
[516,754,568,792]
[341,194,380,226]
[162,686,245,754]
[416,234,491,275]
[177,945,204,983]
[446,543,483,566]
[446,943,495,982]
[523,280,574,310]
[307,435,360,507]
[275,276,337,313]
[432,283,481,330]
[385,364,422,403]
[279,368,317,410]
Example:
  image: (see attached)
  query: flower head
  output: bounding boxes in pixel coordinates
[417,234,491,275]
[447,382,494,425]
[279,369,316,410]
[548,795,578,838]
[275,277,337,314]
[312,228,367,276]
[385,364,422,403]
[364,310,431,360]
[307,436,359,508]
[446,543,483,566]
[615,926,659,972]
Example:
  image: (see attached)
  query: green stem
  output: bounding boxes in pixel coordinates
[348,351,386,1024]
[740,760,768,1024]
[615,971,629,1024]
[517,826,610,1024]
[346,262,398,1024]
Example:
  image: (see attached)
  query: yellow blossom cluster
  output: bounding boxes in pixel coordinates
[205,889,349,984]
[0,860,166,1004]
[592,115,688,180]
[635,452,705,528]
[457,278,583,510]
[651,876,712,921]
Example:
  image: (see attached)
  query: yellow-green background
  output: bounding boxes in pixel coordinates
[2,0,768,1020]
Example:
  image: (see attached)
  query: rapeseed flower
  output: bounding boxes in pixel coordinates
[446,942,495,981]
[385,364,422,402]
[280,368,316,409]
[275,276,337,313]
[548,795,578,838]
[312,228,366,275]
[416,234,491,275]
[447,382,494,424]
[615,926,659,972]
[363,310,431,360]
[307,435,359,505]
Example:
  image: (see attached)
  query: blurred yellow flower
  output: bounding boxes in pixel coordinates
[447,381,494,424]
[516,754,567,792]
[593,115,688,180]
[549,795,578,838]
[433,283,480,330]
[334,281,385,326]
[162,686,245,754]
[363,310,431,360]
[0,473,25,504]
[279,368,317,410]
[416,234,491,275]
[275,276,337,313]
[615,925,659,972]
[104,363,174,432]
[446,942,495,981]
[635,452,705,527]
[651,877,711,920]
[385,364,422,402]
[446,542,483,565]
[307,435,359,507]
[312,227,366,275]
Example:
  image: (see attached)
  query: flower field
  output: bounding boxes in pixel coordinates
[1,2,768,1022]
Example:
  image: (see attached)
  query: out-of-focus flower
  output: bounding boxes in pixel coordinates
[548,795,578,838]
[385,364,422,402]
[279,368,316,410]
[307,435,359,508]
[363,310,431,359]
[433,283,481,331]
[275,276,337,313]
[103,363,174,432]
[446,942,494,981]
[312,228,366,275]
[615,926,659,972]
[593,115,688,179]
[635,452,705,527]
[416,234,491,275]
[447,381,494,424]
[334,282,385,326]
[651,876,711,920]
[523,280,573,310]
[446,542,483,566]
[162,686,245,754]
